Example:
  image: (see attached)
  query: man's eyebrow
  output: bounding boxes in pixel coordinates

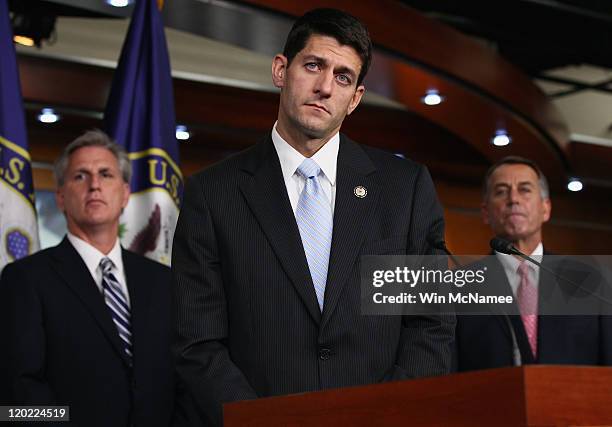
[303,54,327,64]
[73,166,112,173]
[493,181,535,189]
[493,183,510,188]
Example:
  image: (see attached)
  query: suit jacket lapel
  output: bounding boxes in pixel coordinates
[123,248,152,362]
[238,137,322,324]
[321,136,379,329]
[50,237,131,367]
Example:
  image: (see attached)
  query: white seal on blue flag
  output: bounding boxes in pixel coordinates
[0,183,40,269]
[120,189,178,266]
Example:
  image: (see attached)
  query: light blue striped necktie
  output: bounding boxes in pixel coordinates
[295,158,333,311]
[99,257,133,364]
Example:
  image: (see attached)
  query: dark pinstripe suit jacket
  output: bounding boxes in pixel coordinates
[0,238,175,427]
[172,134,455,426]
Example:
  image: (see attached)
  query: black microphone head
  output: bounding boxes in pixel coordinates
[427,234,447,251]
[490,237,515,255]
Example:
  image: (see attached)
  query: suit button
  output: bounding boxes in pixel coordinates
[319,348,331,360]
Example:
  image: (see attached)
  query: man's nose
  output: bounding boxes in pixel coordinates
[507,187,520,204]
[315,70,334,97]
[89,174,101,190]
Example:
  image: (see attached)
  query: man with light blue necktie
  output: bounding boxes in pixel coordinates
[172,8,455,426]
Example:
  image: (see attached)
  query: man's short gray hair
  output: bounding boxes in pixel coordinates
[53,129,132,187]
[482,156,550,200]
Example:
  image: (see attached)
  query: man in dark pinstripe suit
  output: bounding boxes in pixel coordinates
[172,8,455,426]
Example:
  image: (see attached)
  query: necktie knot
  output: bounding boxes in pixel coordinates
[100,257,114,275]
[296,158,321,180]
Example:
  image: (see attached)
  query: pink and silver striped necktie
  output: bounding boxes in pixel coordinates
[517,261,538,359]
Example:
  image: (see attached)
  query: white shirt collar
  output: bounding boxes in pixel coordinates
[271,121,338,186]
[67,232,124,278]
[496,241,543,274]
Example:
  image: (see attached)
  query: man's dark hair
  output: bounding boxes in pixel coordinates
[282,8,372,86]
[482,156,549,200]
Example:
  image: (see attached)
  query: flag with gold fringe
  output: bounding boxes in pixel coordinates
[104,0,182,265]
[0,0,40,272]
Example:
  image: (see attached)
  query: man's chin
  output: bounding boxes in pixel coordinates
[295,116,335,138]
[500,230,531,244]
[81,216,114,228]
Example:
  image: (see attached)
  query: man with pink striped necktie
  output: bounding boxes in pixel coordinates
[455,156,612,371]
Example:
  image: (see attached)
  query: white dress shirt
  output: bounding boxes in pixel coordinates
[67,232,131,306]
[495,242,543,297]
[271,122,338,215]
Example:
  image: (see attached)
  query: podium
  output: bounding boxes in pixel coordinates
[224,366,612,426]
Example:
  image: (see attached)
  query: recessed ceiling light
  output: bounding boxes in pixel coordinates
[37,108,59,124]
[492,130,511,147]
[107,0,131,7]
[421,89,443,106]
[176,125,190,141]
[567,178,583,192]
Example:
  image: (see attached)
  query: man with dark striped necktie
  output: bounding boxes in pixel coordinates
[0,130,175,427]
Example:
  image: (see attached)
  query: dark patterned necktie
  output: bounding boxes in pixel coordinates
[99,257,133,363]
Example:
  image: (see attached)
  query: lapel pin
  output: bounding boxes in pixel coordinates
[354,186,367,198]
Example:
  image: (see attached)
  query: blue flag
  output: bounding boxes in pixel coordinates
[0,0,40,271]
[104,0,182,265]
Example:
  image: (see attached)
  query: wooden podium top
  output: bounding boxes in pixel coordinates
[224,366,612,427]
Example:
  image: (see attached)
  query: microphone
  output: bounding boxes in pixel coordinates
[490,237,543,267]
[489,237,517,255]
[502,315,522,366]
[433,235,522,366]
[490,236,612,338]
[427,235,461,267]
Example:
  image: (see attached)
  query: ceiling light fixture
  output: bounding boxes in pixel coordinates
[567,178,583,192]
[492,130,511,147]
[11,10,56,48]
[13,35,35,47]
[421,89,444,106]
[176,125,190,141]
[37,108,59,124]
[106,0,131,7]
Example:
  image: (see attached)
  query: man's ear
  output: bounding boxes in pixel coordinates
[542,198,552,223]
[346,85,365,116]
[481,202,490,225]
[121,182,131,210]
[272,54,288,89]
[55,187,65,213]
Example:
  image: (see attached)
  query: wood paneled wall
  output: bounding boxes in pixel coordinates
[437,182,612,255]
